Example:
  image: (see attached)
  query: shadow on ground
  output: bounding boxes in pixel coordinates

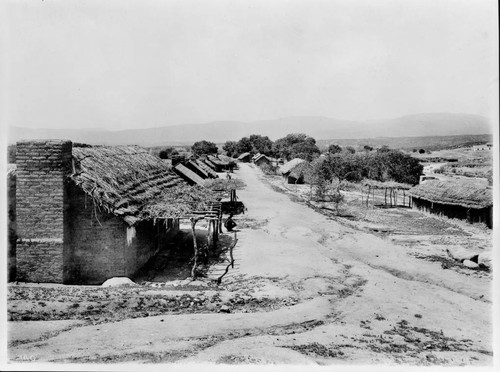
[133,230,235,283]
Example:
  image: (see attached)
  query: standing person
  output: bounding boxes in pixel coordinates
[226,171,232,180]
[224,213,237,232]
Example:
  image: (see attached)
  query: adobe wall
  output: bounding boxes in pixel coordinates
[65,182,128,284]
[15,140,72,283]
[66,184,180,284]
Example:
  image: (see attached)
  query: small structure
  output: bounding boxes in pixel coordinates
[237,152,251,162]
[288,162,312,184]
[207,155,233,172]
[14,140,219,284]
[279,158,306,183]
[362,180,413,208]
[409,179,492,228]
[253,154,271,167]
[173,163,206,186]
[471,144,492,151]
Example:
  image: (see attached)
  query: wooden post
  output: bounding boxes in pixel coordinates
[190,218,199,278]
[384,188,387,206]
[207,218,212,251]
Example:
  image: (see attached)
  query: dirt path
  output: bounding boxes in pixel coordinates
[8,163,492,366]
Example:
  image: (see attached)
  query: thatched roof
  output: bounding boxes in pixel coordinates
[193,160,218,178]
[174,163,206,186]
[237,152,251,160]
[254,154,270,163]
[409,179,492,209]
[362,179,412,190]
[186,160,210,179]
[207,155,229,166]
[279,158,305,175]
[71,146,217,225]
[205,178,246,194]
[289,161,312,180]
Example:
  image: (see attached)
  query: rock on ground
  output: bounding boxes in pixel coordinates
[101,277,136,287]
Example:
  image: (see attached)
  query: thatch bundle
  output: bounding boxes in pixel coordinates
[279,158,305,175]
[409,179,492,209]
[71,146,216,225]
[362,179,412,190]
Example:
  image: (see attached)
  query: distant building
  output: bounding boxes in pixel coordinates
[237,152,251,163]
[279,158,306,184]
[410,179,492,228]
[471,144,492,151]
[253,154,271,167]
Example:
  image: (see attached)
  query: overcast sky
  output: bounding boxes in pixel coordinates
[1,0,498,130]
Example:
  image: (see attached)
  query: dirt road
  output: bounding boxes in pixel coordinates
[8,163,492,365]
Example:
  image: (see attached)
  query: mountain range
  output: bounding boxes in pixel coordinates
[7,113,492,147]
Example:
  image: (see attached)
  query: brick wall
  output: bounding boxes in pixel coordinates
[8,171,17,282]
[15,140,72,283]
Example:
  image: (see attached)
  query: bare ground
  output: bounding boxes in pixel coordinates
[7,163,493,366]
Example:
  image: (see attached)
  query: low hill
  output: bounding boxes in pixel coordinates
[8,113,492,146]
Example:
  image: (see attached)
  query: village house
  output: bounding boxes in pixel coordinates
[253,154,271,167]
[279,158,306,184]
[237,152,251,163]
[13,140,218,284]
[409,179,492,228]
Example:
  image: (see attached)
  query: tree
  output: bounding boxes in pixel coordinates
[159,147,179,159]
[328,144,342,154]
[344,146,356,154]
[363,145,373,152]
[222,141,238,157]
[248,134,273,155]
[236,137,253,155]
[273,133,319,161]
[418,148,426,154]
[191,140,218,156]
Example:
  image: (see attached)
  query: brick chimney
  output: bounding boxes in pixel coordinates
[15,140,72,283]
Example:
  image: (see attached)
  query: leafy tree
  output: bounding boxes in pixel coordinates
[222,141,238,157]
[273,133,319,161]
[249,134,273,155]
[344,146,356,154]
[236,137,253,154]
[191,140,218,156]
[328,144,342,154]
[159,147,179,159]
[419,148,426,154]
[363,145,373,152]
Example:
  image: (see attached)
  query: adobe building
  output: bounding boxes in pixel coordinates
[14,140,190,284]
